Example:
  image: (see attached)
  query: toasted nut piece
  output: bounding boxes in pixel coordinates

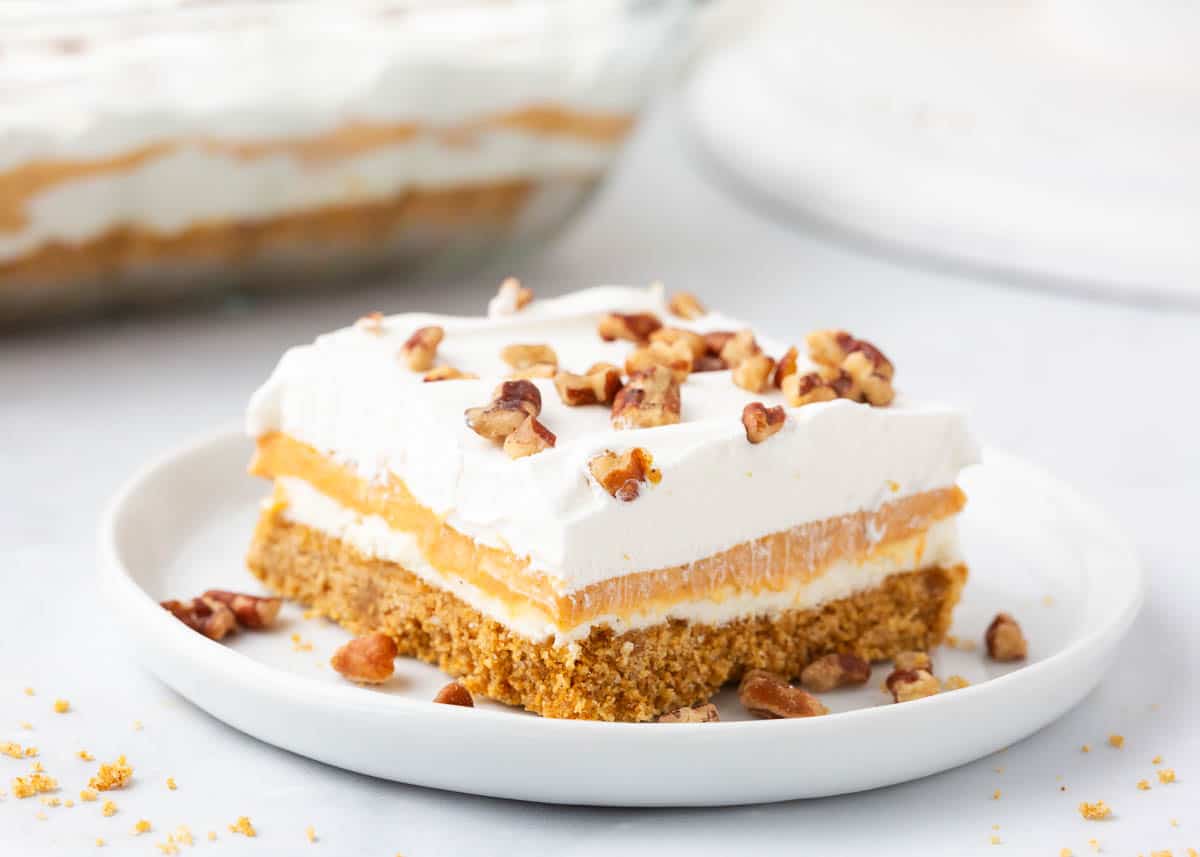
[818,365,863,401]
[588,447,661,501]
[201,590,281,630]
[742,402,786,444]
[503,416,556,459]
[400,325,444,372]
[424,366,478,383]
[488,277,532,316]
[161,597,236,641]
[465,380,542,441]
[800,653,871,692]
[500,343,558,371]
[719,329,761,368]
[886,668,940,702]
[586,361,621,375]
[782,371,838,407]
[667,291,706,320]
[773,346,799,388]
[554,365,623,406]
[692,355,728,373]
[356,311,384,335]
[650,327,706,360]
[843,351,894,406]
[738,669,829,718]
[433,682,474,707]
[507,363,558,379]
[985,613,1028,661]
[806,329,895,380]
[330,632,396,684]
[611,365,681,429]
[702,330,735,357]
[732,353,776,393]
[893,651,933,673]
[597,312,662,343]
[657,703,720,723]
[625,338,693,383]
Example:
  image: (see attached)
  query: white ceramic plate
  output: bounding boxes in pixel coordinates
[99,429,1142,807]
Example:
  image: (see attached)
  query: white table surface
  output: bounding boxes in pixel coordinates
[3,103,1198,857]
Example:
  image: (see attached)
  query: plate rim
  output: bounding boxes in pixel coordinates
[96,427,1145,803]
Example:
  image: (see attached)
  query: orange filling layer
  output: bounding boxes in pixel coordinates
[250,432,967,628]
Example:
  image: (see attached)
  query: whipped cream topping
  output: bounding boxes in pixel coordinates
[278,475,964,644]
[247,285,980,594]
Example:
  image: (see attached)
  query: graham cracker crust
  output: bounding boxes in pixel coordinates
[246,510,968,722]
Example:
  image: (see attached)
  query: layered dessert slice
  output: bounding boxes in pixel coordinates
[245,283,979,721]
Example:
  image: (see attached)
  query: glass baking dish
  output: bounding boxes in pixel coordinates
[0,0,690,324]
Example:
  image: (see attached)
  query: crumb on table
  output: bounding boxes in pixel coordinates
[88,756,133,791]
[229,816,256,837]
[1078,800,1112,821]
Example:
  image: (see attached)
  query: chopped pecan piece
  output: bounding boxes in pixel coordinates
[400,326,444,372]
[330,632,397,684]
[800,653,871,692]
[692,355,728,373]
[507,364,557,379]
[702,330,735,357]
[843,351,894,406]
[433,682,474,707]
[503,416,556,459]
[597,312,662,343]
[649,327,706,360]
[500,343,558,371]
[201,590,281,630]
[667,291,707,320]
[773,346,799,389]
[806,329,894,380]
[625,338,693,383]
[424,366,478,383]
[611,366,681,429]
[985,613,1028,661]
[781,371,838,407]
[657,703,720,723]
[732,353,776,393]
[886,668,940,703]
[588,447,661,501]
[488,277,533,316]
[742,402,786,444]
[356,311,384,335]
[893,651,933,673]
[554,365,622,406]
[738,669,829,718]
[719,329,761,368]
[465,380,542,441]
[161,597,236,641]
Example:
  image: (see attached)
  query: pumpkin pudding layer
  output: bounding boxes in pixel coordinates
[244,285,980,720]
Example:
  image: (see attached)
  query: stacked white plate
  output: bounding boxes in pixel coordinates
[685,0,1200,306]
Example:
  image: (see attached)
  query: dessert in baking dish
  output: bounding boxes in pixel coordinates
[0,1,685,322]
[244,283,978,720]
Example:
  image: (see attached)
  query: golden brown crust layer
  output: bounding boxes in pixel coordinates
[252,433,968,629]
[246,511,968,722]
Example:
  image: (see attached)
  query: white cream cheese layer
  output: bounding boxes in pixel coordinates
[0,132,613,265]
[278,476,963,645]
[248,285,980,593]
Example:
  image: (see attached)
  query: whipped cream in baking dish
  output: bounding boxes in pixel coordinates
[247,285,980,591]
